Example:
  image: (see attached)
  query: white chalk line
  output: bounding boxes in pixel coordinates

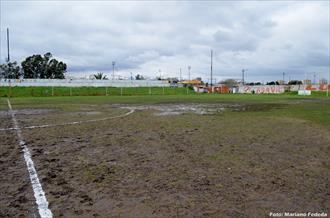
[0,109,135,131]
[7,99,53,218]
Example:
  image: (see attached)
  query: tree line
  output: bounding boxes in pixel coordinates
[0,52,67,79]
[93,72,146,80]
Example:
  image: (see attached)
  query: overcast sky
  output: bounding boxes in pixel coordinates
[0,1,329,82]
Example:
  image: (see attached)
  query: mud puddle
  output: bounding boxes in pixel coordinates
[68,111,102,116]
[119,104,225,116]
[0,109,57,116]
[118,103,283,116]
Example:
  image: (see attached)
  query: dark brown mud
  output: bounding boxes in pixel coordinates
[0,118,38,218]
[1,102,329,217]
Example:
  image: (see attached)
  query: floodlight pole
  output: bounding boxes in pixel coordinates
[242,69,244,85]
[211,49,213,87]
[7,28,10,62]
[180,68,182,81]
[112,61,115,80]
[242,69,248,85]
[188,66,191,81]
[327,70,329,97]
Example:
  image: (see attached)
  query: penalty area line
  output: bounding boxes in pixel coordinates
[7,99,52,218]
[0,108,135,131]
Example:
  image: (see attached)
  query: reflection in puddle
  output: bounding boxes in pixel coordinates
[120,104,228,116]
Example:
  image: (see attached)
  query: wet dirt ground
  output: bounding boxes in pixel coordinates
[1,102,329,217]
[0,117,38,218]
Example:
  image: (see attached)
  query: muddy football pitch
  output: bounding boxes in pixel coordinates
[0,95,329,218]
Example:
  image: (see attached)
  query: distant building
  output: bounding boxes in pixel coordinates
[302,79,311,85]
[166,78,179,85]
[319,78,328,85]
[179,79,203,86]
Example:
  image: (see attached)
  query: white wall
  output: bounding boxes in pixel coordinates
[238,85,285,94]
[0,79,170,87]
[238,85,330,93]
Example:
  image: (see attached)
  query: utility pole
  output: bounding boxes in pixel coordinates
[179,68,182,81]
[210,49,213,87]
[188,66,191,81]
[112,61,115,80]
[313,72,316,84]
[242,69,248,85]
[327,70,329,97]
[282,72,285,84]
[7,28,10,62]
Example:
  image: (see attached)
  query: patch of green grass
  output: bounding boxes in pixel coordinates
[2,93,329,127]
[2,86,329,98]
[226,99,330,127]
[5,93,328,105]
[269,103,330,126]
[222,102,330,128]
[0,86,196,97]
[0,98,7,110]
[285,91,330,97]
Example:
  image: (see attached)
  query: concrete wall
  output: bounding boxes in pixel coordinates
[239,86,285,94]
[238,85,330,93]
[289,84,330,91]
[0,79,170,87]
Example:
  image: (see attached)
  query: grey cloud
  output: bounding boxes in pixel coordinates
[304,51,330,67]
[213,17,277,52]
[214,30,259,51]
[0,1,329,81]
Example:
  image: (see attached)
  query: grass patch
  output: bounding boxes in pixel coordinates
[2,94,329,127]
[286,91,330,97]
[0,86,196,97]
